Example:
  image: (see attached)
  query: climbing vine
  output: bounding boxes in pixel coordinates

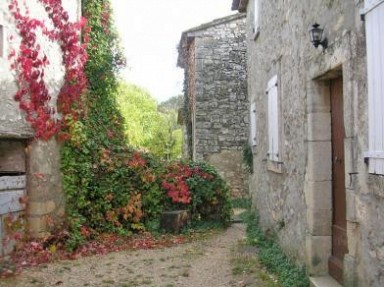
[60,0,137,247]
[9,0,88,139]
[9,0,234,252]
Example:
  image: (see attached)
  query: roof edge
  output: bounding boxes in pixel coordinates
[177,13,246,69]
[182,13,246,35]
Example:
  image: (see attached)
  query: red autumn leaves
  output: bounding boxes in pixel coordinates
[162,162,214,205]
[9,0,88,140]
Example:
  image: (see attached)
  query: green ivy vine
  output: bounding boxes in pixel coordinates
[61,0,135,247]
[61,0,232,250]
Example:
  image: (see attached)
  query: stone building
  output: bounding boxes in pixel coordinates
[177,13,249,198]
[232,0,384,286]
[0,0,81,255]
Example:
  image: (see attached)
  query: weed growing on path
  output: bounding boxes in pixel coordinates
[241,211,310,287]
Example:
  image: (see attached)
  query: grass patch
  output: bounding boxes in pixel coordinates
[242,211,310,287]
[232,256,260,275]
[231,197,252,209]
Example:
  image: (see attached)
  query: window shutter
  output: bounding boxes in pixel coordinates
[267,75,279,162]
[254,0,259,31]
[365,0,384,11]
[250,102,257,146]
[365,1,384,174]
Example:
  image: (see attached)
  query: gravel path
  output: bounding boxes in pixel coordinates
[0,222,276,287]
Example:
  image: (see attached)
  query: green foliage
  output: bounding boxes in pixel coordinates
[242,144,254,174]
[150,111,182,161]
[186,161,232,225]
[61,0,141,247]
[158,95,183,112]
[231,197,252,209]
[116,84,183,160]
[242,211,310,287]
[157,96,183,160]
[115,83,160,147]
[60,0,230,251]
[161,161,232,225]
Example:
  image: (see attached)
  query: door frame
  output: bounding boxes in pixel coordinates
[305,67,351,282]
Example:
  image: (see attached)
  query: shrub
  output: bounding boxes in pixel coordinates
[60,0,232,250]
[161,161,232,226]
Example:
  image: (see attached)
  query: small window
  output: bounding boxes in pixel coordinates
[0,25,4,58]
[250,102,257,146]
[253,0,260,40]
[266,75,279,162]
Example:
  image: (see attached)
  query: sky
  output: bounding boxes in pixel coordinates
[110,0,236,103]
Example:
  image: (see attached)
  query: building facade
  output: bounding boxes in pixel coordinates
[0,0,81,255]
[232,0,384,286]
[178,14,249,198]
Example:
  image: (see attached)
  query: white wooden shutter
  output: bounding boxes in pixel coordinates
[364,0,384,11]
[250,102,257,146]
[364,1,384,174]
[267,75,279,162]
[254,0,259,31]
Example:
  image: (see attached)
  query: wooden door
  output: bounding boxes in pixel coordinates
[328,77,348,285]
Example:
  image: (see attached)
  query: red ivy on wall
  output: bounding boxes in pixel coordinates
[9,0,88,140]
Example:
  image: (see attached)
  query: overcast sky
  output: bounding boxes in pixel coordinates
[110,0,235,103]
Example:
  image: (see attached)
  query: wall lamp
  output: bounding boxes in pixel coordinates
[309,23,328,50]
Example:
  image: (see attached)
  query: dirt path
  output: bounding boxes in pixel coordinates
[0,223,276,287]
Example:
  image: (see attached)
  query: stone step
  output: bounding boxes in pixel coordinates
[310,276,343,287]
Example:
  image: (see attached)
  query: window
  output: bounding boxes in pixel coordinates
[250,102,257,146]
[266,75,279,162]
[364,0,384,174]
[253,0,260,39]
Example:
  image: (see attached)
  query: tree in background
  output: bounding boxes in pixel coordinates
[116,83,183,160]
[157,96,183,160]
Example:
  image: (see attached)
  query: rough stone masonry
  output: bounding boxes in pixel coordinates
[178,14,249,198]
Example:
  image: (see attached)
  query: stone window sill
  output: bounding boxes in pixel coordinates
[267,160,284,174]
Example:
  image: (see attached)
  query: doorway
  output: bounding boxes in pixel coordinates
[328,77,348,285]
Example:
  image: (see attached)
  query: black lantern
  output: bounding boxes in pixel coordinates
[309,23,328,49]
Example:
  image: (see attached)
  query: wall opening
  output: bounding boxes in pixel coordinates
[305,68,344,278]
[0,140,27,255]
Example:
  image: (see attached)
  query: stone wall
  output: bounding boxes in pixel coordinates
[0,0,81,251]
[179,14,249,198]
[240,0,384,285]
